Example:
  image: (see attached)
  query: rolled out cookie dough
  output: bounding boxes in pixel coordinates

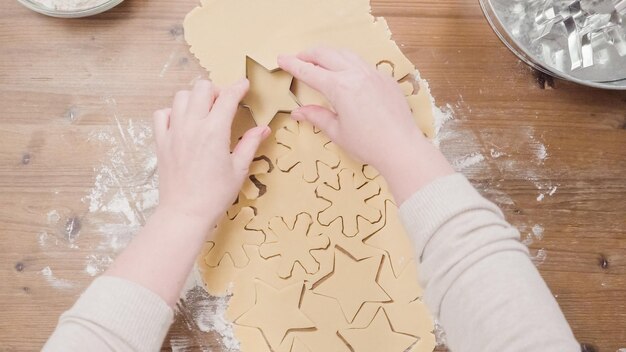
[185,0,437,351]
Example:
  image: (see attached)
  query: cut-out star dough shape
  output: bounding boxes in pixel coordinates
[314,248,390,322]
[307,219,384,287]
[297,291,352,352]
[205,207,264,268]
[378,256,422,304]
[226,245,308,322]
[242,57,299,126]
[365,200,415,277]
[384,300,434,341]
[275,121,340,182]
[260,213,330,278]
[339,307,417,352]
[317,169,382,237]
[237,281,314,350]
[290,337,312,352]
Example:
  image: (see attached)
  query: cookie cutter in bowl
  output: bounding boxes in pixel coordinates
[479,0,626,90]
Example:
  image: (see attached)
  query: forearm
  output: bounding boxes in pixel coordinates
[105,207,219,307]
[398,174,579,352]
[44,276,174,352]
[377,133,454,205]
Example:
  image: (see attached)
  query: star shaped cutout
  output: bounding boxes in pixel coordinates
[339,307,417,352]
[313,248,390,322]
[237,281,314,350]
[242,57,299,126]
[297,290,352,352]
[290,337,313,352]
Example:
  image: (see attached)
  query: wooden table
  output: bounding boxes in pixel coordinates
[1,0,624,351]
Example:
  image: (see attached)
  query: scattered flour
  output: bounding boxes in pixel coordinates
[532,224,544,240]
[414,70,455,149]
[530,248,548,266]
[85,254,114,277]
[523,224,545,245]
[535,143,548,162]
[47,210,61,224]
[178,267,238,350]
[160,51,179,78]
[490,148,506,159]
[452,152,485,171]
[83,100,158,253]
[40,266,75,290]
[529,133,549,164]
[536,183,559,202]
[432,319,448,347]
[38,230,59,248]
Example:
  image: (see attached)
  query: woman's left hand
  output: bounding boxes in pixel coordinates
[153,79,270,226]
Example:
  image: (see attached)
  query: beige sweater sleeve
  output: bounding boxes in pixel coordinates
[43,276,174,352]
[399,173,579,352]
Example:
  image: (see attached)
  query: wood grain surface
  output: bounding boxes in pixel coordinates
[1,0,625,351]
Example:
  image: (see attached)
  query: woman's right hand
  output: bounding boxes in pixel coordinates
[278,47,424,173]
[278,47,454,204]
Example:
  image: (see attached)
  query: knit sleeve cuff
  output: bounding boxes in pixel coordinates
[398,173,502,259]
[61,275,174,352]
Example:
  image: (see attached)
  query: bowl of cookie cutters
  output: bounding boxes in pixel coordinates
[479,0,626,89]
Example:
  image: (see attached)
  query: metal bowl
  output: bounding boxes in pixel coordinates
[17,0,124,18]
[479,0,626,90]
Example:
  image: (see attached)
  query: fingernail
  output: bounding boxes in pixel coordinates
[255,126,271,139]
[291,110,304,121]
[260,126,271,138]
[233,77,247,87]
